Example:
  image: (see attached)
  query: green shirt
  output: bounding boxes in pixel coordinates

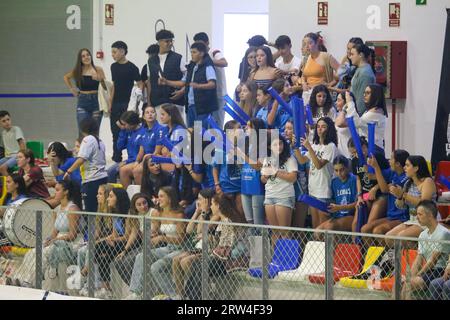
[351,64,375,115]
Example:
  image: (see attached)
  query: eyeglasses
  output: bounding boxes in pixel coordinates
[363,91,371,96]
[161,39,173,43]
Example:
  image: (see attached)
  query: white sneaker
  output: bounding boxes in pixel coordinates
[47,267,57,279]
[124,292,141,300]
[79,287,89,297]
[95,288,113,299]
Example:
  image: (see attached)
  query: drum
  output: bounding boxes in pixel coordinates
[2,198,53,248]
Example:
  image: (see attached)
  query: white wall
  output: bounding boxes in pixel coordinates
[92,0,212,157]
[211,0,269,53]
[269,0,450,158]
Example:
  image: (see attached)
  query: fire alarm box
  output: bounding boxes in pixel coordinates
[365,41,407,99]
[96,51,104,59]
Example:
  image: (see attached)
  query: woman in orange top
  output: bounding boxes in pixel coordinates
[301,33,340,103]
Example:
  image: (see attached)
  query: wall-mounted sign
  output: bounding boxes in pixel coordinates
[416,0,427,5]
[318,2,328,25]
[105,4,114,26]
[389,3,400,27]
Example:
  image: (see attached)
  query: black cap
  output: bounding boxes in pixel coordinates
[247,35,267,46]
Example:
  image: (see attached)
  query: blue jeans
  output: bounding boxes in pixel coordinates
[429,276,450,300]
[77,93,102,134]
[186,105,210,128]
[129,245,180,296]
[241,194,265,225]
[212,97,225,129]
[107,162,120,183]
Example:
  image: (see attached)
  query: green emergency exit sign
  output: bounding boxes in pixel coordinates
[416,0,426,5]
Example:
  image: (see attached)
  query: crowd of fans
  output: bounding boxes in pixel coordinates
[0,29,449,300]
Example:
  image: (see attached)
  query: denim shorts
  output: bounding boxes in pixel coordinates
[264,196,296,210]
[78,93,99,113]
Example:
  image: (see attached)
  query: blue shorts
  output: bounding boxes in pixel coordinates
[330,210,355,219]
[264,196,296,210]
[0,156,17,168]
[421,268,445,287]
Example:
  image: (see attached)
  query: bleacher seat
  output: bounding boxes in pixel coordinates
[126,185,140,199]
[308,243,362,284]
[372,249,418,291]
[248,239,301,279]
[276,241,325,281]
[339,246,385,289]
[26,141,44,159]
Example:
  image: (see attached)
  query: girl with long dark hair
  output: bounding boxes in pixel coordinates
[385,155,437,245]
[94,188,130,299]
[47,142,82,186]
[296,117,338,228]
[250,46,282,88]
[63,48,106,132]
[261,134,298,240]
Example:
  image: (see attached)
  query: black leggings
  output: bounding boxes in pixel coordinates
[95,240,126,282]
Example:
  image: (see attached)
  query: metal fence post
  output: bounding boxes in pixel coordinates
[143,216,152,300]
[35,210,43,289]
[324,232,334,300]
[201,222,210,300]
[394,239,402,300]
[87,213,95,298]
[262,227,269,300]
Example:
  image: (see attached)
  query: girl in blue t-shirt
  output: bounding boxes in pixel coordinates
[156,104,189,172]
[133,105,168,184]
[47,142,82,186]
[317,156,357,232]
[117,111,144,188]
[255,86,273,125]
[362,149,410,235]
[213,120,244,220]
[240,118,267,226]
[94,187,130,298]
[266,79,292,132]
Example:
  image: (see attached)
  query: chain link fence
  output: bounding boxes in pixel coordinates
[0,204,449,300]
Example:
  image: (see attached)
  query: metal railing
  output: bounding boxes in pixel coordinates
[0,205,449,300]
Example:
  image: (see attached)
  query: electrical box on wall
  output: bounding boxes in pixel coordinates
[365,41,407,99]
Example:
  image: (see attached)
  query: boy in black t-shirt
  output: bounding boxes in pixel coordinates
[110,41,142,163]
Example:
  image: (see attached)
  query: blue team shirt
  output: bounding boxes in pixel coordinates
[241,162,264,196]
[193,163,215,189]
[168,124,187,145]
[331,174,357,218]
[117,126,145,164]
[256,100,291,132]
[139,122,168,155]
[56,157,82,186]
[5,194,27,206]
[113,217,125,236]
[214,149,241,194]
[382,169,409,221]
